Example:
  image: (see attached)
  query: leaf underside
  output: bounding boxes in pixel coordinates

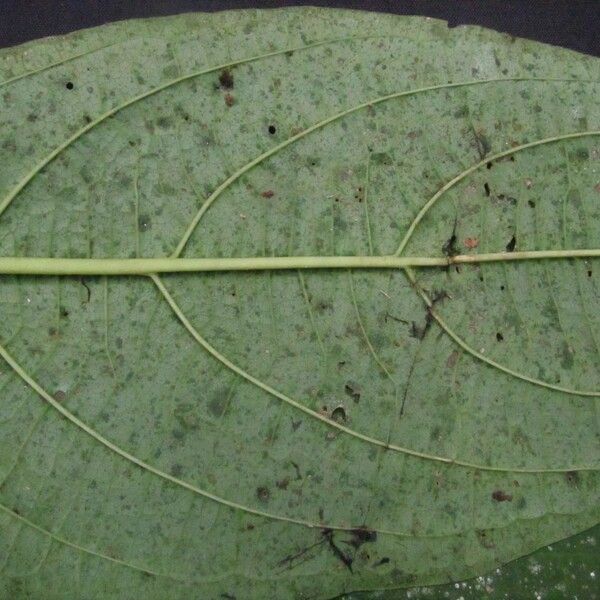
[0,8,598,599]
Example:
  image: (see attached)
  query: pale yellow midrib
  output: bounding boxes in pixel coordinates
[0,249,596,275]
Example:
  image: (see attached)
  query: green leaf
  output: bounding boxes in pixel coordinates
[0,8,598,599]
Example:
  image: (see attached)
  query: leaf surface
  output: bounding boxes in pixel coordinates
[0,8,598,599]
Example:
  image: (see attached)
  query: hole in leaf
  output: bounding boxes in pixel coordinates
[268,125,276,135]
[65,81,74,90]
[506,235,516,252]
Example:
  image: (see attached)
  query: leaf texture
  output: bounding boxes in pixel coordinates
[0,8,598,599]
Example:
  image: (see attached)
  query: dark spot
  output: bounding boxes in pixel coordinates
[53,390,66,402]
[208,393,228,418]
[500,285,505,291]
[65,81,74,90]
[496,332,504,342]
[344,381,361,403]
[565,471,579,486]
[477,529,495,549]
[261,190,275,198]
[291,419,302,431]
[138,215,151,232]
[276,478,289,490]
[442,217,459,258]
[330,406,347,423]
[373,557,390,567]
[587,269,592,278]
[486,161,493,169]
[80,277,91,302]
[224,93,234,107]
[484,182,490,197]
[472,127,491,159]
[268,125,276,135]
[322,529,353,572]
[505,235,516,252]
[528,199,536,208]
[346,527,377,549]
[491,490,513,502]
[170,464,183,477]
[218,69,234,89]
[256,486,270,502]
[12,507,21,516]
[83,115,92,124]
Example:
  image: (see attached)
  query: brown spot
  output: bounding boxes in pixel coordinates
[53,390,66,402]
[224,93,234,107]
[261,190,275,198]
[464,237,479,249]
[256,486,270,502]
[491,490,513,502]
[218,69,234,89]
[446,350,459,369]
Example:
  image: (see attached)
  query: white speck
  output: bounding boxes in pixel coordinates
[454,583,460,589]
[25,297,31,304]
[480,347,485,353]
[591,572,596,578]
[547,545,553,551]
[529,561,542,575]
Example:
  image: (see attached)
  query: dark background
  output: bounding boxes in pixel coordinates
[0,0,599,56]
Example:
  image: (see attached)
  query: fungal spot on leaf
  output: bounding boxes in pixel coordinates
[65,81,74,90]
[344,381,361,403]
[486,161,493,169]
[261,190,275,198]
[496,332,504,341]
[528,199,536,208]
[587,269,592,277]
[218,69,234,89]
[506,235,516,252]
[138,215,152,232]
[268,124,276,135]
[484,182,490,196]
[497,193,517,205]
[565,471,579,486]
[442,231,458,257]
[224,93,234,107]
[346,527,377,549]
[256,486,270,503]
[322,529,353,572]
[492,490,513,502]
[276,478,289,490]
[330,405,347,423]
[53,390,66,402]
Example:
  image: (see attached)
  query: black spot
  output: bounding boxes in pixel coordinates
[528,199,536,208]
[505,235,516,252]
[491,490,513,502]
[484,182,490,197]
[344,381,361,403]
[565,471,580,486]
[256,487,270,502]
[587,269,592,278]
[496,332,504,341]
[268,125,276,135]
[486,161,493,169]
[373,557,390,567]
[65,81,74,90]
[218,69,234,89]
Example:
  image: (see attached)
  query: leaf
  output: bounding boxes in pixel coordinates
[0,8,598,599]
